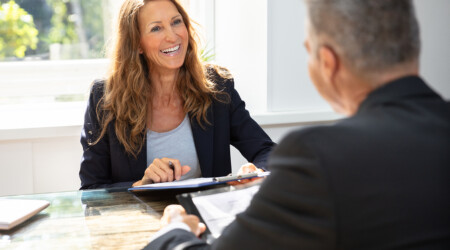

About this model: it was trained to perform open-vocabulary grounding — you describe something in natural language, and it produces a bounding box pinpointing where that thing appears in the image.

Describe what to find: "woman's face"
[138,0,189,73]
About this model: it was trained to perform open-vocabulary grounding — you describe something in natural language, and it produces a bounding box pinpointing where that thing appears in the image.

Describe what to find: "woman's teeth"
[161,45,180,54]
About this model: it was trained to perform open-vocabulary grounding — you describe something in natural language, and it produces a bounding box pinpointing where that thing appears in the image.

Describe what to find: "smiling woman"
[79,0,275,190]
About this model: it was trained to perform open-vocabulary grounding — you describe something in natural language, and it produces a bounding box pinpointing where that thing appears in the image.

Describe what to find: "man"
[146,0,450,249]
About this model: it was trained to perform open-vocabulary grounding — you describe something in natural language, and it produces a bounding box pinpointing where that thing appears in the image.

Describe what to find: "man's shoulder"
[274,116,370,157]
[283,118,359,142]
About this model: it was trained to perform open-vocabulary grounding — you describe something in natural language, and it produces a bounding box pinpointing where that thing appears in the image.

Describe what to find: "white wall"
[414,0,450,99]
[212,0,450,113]
[0,136,81,196]
[267,0,330,112]
[266,0,450,113]
[214,0,268,114]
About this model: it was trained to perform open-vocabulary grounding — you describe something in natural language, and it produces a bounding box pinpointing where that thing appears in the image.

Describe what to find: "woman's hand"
[238,163,263,175]
[132,158,191,186]
[161,205,206,237]
[228,163,264,185]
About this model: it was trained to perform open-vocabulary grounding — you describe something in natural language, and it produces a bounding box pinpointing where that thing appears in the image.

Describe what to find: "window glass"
[0,0,105,61]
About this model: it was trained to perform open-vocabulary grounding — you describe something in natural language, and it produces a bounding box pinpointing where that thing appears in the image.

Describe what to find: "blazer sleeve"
[79,81,134,189]
[144,229,210,250]
[212,69,275,170]
[146,130,336,249]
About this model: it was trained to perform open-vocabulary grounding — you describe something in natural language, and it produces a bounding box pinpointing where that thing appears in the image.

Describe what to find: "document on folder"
[128,171,270,191]
[177,183,262,239]
[192,185,260,238]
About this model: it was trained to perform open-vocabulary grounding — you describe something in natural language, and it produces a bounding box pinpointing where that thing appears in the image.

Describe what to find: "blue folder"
[128,171,270,191]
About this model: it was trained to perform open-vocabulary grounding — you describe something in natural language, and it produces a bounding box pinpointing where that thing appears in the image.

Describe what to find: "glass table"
[0,188,182,249]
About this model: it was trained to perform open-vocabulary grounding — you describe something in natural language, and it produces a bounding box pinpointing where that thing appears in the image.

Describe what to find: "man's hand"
[161,205,206,237]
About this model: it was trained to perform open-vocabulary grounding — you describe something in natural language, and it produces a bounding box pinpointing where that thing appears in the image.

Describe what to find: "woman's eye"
[151,26,161,32]
[172,19,182,25]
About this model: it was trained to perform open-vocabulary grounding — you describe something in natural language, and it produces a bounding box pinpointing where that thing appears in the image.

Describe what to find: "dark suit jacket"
[79,68,275,189]
[147,76,450,249]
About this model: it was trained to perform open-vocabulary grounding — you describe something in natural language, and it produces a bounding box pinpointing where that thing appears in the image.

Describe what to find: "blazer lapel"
[128,133,148,180]
[190,109,214,177]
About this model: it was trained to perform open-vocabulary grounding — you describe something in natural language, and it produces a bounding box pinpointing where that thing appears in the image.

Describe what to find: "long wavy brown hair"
[95,0,224,158]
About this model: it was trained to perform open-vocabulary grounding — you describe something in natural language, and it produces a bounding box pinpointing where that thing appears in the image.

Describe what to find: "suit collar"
[357,76,438,114]
[127,135,148,179]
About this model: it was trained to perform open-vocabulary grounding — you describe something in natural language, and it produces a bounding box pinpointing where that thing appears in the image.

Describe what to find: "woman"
[79,0,275,189]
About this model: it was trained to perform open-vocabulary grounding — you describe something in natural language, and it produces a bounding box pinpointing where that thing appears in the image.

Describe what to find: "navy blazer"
[147,76,450,249]
[79,68,275,189]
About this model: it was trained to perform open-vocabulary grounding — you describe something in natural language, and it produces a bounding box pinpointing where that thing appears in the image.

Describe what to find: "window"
[0,0,111,107]
[0,0,106,61]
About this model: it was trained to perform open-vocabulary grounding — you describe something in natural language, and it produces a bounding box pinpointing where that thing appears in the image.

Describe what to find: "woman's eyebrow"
[171,14,182,20]
[147,14,181,28]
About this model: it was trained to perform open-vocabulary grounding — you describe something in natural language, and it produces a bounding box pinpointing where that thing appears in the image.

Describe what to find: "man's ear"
[318,45,339,84]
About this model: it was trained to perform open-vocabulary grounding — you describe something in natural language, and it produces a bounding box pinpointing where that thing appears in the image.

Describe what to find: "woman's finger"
[237,163,258,175]
[163,158,181,180]
[147,162,168,183]
[154,159,174,182]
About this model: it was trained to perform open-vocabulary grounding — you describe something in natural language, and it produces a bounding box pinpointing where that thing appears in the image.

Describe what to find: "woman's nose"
[165,28,177,42]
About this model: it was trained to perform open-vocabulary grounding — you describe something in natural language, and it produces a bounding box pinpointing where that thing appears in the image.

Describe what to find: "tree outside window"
[0,0,38,59]
[0,0,105,61]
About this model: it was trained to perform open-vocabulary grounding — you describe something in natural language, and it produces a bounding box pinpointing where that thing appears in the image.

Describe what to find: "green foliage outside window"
[0,0,104,61]
[46,0,77,44]
[200,47,215,62]
[0,0,38,59]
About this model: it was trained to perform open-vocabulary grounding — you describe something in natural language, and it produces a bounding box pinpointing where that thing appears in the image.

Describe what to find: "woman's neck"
[147,68,185,131]
[150,68,180,104]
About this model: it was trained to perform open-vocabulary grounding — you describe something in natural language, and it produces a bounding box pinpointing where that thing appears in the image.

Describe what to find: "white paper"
[192,185,260,238]
[0,199,50,230]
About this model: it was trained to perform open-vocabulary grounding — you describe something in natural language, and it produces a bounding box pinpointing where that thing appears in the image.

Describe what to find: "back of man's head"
[305,0,420,77]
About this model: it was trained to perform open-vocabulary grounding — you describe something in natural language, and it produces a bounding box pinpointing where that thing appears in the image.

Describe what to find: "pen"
[213,172,258,182]
[168,161,180,182]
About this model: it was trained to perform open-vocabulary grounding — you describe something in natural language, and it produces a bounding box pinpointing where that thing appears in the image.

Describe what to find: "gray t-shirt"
[146,115,201,180]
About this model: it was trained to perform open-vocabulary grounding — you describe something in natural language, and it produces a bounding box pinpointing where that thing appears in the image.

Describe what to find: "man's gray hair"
[305,0,420,73]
